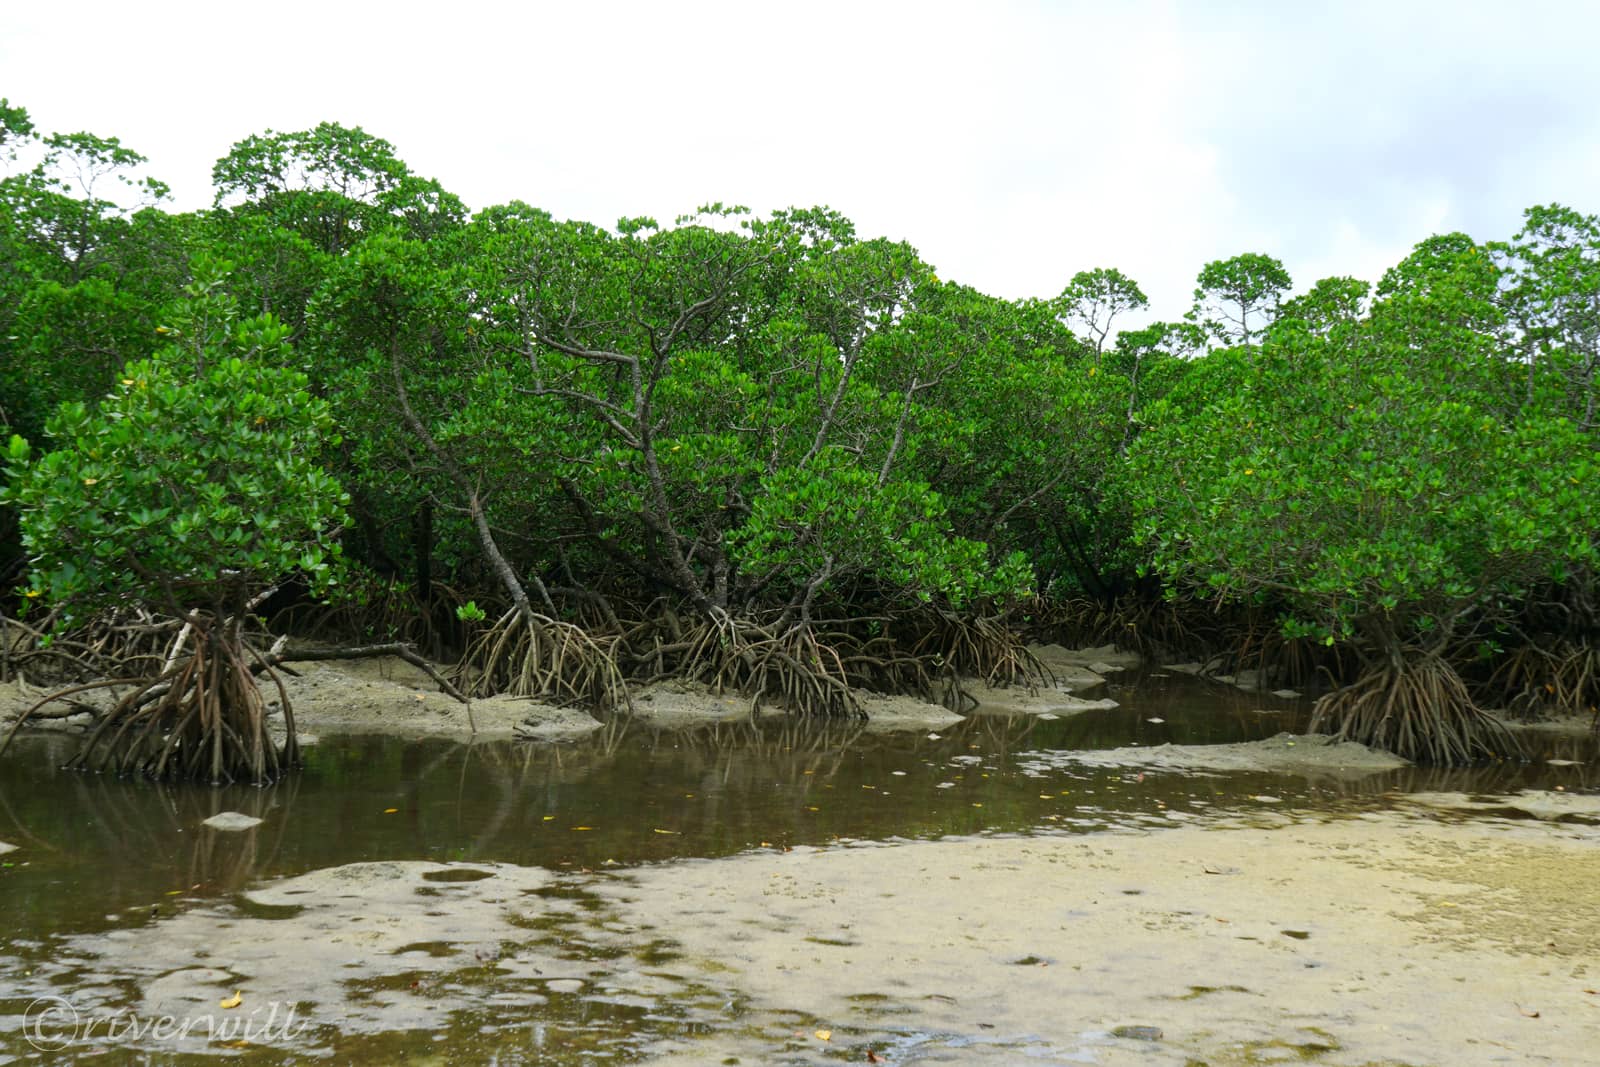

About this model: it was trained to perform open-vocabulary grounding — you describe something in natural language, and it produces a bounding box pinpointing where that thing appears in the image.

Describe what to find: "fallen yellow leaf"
[814,1029,832,1041]
[571,826,593,831]
[652,828,678,835]
[542,815,556,821]
[383,808,399,814]
[219,991,243,1009]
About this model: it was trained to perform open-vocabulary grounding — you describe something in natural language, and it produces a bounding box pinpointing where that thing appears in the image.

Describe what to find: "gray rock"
[0,841,16,856]
[515,707,604,741]
[201,812,264,832]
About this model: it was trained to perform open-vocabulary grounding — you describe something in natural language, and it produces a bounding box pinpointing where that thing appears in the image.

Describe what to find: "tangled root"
[455,608,626,710]
[1483,640,1600,722]
[1044,594,1221,661]
[1310,652,1522,765]
[1,608,187,686]
[673,611,861,719]
[61,619,297,784]
[902,611,1045,710]
[1221,616,1359,691]
[910,612,1045,692]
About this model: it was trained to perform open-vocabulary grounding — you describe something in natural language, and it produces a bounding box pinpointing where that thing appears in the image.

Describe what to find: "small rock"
[0,841,17,856]
[1272,689,1302,699]
[1111,1024,1163,1041]
[201,812,263,832]
[1146,717,1165,724]
[1546,759,1581,767]
[1087,661,1120,675]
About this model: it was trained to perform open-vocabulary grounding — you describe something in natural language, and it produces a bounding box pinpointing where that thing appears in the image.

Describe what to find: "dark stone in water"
[1112,1025,1163,1041]
[421,867,497,883]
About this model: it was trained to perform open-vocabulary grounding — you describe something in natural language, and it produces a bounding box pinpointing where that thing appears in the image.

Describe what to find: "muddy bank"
[2,640,1138,742]
[593,810,1600,1064]
[1017,731,1411,781]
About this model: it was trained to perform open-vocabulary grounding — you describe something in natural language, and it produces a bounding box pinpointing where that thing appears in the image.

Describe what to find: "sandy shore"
[593,811,1600,1065]
[23,805,1597,1065]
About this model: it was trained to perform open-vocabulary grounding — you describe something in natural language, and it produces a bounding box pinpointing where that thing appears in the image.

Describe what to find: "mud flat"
[592,810,1600,1065]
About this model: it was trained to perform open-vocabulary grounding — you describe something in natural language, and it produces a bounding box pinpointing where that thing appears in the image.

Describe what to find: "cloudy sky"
[5,0,1597,323]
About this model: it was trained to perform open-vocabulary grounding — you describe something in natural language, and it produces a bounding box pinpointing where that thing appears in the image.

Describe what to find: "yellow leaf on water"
[383,808,399,814]
[814,1029,832,1041]
[219,991,243,1009]
[652,828,679,835]
[571,826,593,831]
[542,815,555,821]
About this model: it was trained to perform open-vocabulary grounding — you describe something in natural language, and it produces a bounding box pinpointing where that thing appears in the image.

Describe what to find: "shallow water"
[0,674,1594,1063]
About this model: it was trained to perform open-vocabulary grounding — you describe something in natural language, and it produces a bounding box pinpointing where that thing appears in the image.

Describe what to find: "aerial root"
[455,608,627,710]
[1310,651,1522,765]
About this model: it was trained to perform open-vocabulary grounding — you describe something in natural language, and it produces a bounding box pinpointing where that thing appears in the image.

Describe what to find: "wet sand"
[592,811,1600,1065]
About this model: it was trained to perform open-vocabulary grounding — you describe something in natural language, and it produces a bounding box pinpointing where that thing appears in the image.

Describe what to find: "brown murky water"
[1,674,1594,1064]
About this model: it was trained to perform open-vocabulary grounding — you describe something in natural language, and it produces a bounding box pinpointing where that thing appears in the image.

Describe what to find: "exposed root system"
[455,608,626,710]
[1310,652,1522,765]
[1483,640,1600,722]
[670,611,862,719]
[63,619,298,784]
[910,611,1046,691]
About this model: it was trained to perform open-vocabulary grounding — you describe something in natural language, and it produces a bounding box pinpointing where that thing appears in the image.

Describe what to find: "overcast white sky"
[5,0,1598,323]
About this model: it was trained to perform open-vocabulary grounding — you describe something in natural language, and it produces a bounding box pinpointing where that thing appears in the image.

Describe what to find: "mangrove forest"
[1,102,1596,780]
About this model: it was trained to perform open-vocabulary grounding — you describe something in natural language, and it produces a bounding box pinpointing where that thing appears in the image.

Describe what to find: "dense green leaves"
[1127,235,1598,651]
[3,260,347,620]
[2,95,1596,744]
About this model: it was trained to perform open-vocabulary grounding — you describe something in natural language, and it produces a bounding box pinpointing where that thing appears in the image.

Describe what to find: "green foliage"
[2,260,348,620]
[212,122,465,255]
[1128,237,1599,651]
[1189,252,1292,346]
[1056,267,1148,356]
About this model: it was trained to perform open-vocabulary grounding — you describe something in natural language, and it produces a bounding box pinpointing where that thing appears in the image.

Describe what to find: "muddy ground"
[3,642,1598,1064]
[19,807,1597,1066]
[0,642,1133,742]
